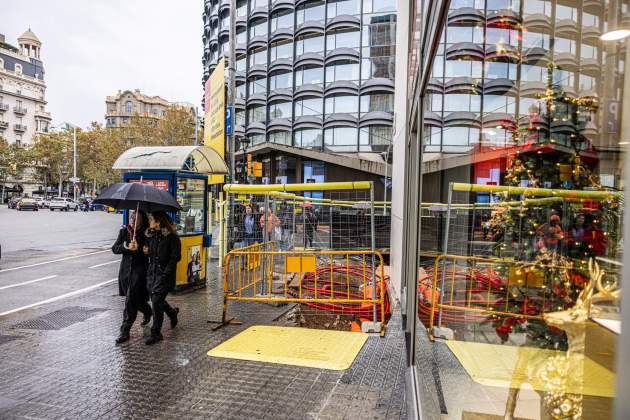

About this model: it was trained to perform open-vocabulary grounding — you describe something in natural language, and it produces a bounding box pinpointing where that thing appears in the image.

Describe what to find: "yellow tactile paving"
[446,340,615,398]
[207,325,368,370]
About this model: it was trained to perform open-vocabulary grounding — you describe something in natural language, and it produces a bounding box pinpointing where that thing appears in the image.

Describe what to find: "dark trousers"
[150,292,176,337]
[120,291,151,334]
[305,230,314,247]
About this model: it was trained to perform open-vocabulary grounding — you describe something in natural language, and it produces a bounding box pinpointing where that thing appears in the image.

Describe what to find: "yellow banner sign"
[204,58,225,184]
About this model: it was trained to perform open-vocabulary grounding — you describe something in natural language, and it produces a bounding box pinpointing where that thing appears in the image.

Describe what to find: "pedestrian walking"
[304,204,318,248]
[143,211,181,345]
[243,205,261,246]
[113,210,152,344]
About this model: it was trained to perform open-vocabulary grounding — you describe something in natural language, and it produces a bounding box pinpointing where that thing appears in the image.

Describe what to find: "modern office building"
[105,89,195,128]
[0,29,51,147]
[392,0,628,418]
[201,0,396,196]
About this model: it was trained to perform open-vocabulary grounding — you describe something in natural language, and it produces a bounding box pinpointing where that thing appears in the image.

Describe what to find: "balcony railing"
[13,123,27,132]
[0,103,8,112]
[0,121,8,129]
[13,106,27,115]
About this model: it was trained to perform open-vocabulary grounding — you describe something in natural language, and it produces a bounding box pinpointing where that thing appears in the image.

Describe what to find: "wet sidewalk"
[0,282,406,419]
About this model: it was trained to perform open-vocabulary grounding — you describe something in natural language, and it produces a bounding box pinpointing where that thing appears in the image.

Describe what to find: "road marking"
[89,260,120,269]
[0,275,58,290]
[0,250,110,273]
[0,278,117,317]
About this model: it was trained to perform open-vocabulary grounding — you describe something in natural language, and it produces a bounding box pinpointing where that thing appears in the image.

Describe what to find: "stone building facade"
[105,89,194,128]
[0,29,52,147]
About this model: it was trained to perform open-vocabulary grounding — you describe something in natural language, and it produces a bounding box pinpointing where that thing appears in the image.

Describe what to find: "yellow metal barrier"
[221,248,387,335]
[426,254,573,340]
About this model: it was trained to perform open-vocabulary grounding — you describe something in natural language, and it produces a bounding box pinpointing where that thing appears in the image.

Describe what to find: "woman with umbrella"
[113,210,152,344]
[94,182,183,346]
[143,211,181,345]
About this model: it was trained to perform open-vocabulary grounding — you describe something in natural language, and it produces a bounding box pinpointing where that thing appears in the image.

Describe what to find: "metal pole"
[383,143,391,215]
[329,204,333,249]
[228,0,236,181]
[370,183,377,323]
[194,106,199,146]
[262,194,269,295]
[437,182,454,327]
[72,126,77,202]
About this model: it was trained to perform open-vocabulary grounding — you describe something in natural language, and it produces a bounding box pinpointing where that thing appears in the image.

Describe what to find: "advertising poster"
[187,245,201,283]
[128,178,169,191]
[204,58,226,184]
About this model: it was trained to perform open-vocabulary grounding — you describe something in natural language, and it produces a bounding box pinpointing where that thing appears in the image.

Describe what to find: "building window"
[236,55,246,72]
[296,0,325,25]
[324,127,358,151]
[248,47,268,67]
[296,33,324,55]
[271,10,294,31]
[359,125,393,152]
[485,62,518,80]
[294,129,323,149]
[361,55,395,80]
[235,110,245,126]
[236,83,246,99]
[247,105,266,124]
[325,95,359,115]
[360,93,394,114]
[326,29,361,52]
[125,101,133,113]
[523,0,552,16]
[363,0,396,13]
[248,134,265,145]
[269,131,291,145]
[294,97,323,117]
[236,28,247,45]
[327,0,361,18]
[270,40,293,61]
[249,19,268,39]
[269,71,293,90]
[236,0,247,17]
[295,65,324,86]
[248,77,267,95]
[269,101,292,119]
[325,62,360,84]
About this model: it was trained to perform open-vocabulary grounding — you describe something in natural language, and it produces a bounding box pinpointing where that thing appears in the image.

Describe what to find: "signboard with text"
[204,58,226,184]
[128,178,170,192]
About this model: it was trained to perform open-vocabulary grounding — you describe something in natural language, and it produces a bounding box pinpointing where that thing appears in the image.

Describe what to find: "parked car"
[17,197,38,211]
[49,197,79,211]
[35,197,50,208]
[7,196,21,209]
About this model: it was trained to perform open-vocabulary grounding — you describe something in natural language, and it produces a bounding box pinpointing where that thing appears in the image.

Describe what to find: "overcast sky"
[3,0,203,129]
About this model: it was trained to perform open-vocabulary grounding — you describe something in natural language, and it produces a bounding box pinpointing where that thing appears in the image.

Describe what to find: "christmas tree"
[485,64,621,349]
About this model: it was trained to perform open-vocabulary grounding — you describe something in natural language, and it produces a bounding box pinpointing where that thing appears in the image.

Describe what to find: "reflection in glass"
[175,178,205,235]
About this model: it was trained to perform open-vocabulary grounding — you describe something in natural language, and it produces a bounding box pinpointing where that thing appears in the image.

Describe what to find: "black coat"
[145,228,181,294]
[112,227,149,298]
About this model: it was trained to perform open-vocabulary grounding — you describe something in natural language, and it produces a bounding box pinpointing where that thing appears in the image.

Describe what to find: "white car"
[49,197,79,211]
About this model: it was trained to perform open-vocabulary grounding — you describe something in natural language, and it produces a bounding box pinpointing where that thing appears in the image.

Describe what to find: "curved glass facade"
[202,0,396,152]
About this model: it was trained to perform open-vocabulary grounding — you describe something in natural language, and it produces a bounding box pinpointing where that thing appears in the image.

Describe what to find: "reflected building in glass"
[201,0,396,191]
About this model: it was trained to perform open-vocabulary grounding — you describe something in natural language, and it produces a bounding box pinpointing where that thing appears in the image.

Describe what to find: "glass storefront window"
[406,0,627,417]
[175,178,205,235]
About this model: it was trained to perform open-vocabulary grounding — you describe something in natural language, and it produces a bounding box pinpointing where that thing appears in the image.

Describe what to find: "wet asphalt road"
[0,205,123,315]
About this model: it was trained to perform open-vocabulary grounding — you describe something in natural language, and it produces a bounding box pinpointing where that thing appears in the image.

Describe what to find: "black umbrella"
[93,182,182,213]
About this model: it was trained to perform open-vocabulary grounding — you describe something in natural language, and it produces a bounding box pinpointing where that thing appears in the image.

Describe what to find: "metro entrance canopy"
[113,146,228,174]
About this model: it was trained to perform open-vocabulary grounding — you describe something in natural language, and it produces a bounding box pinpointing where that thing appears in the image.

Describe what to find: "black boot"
[115,333,130,344]
[169,307,179,329]
[141,312,152,326]
[145,334,163,345]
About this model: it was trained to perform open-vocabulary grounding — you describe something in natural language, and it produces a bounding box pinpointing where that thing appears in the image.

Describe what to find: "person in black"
[113,210,152,344]
[304,205,318,248]
[143,211,181,345]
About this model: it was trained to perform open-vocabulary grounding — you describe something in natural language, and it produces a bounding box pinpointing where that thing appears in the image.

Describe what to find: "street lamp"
[51,122,79,201]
